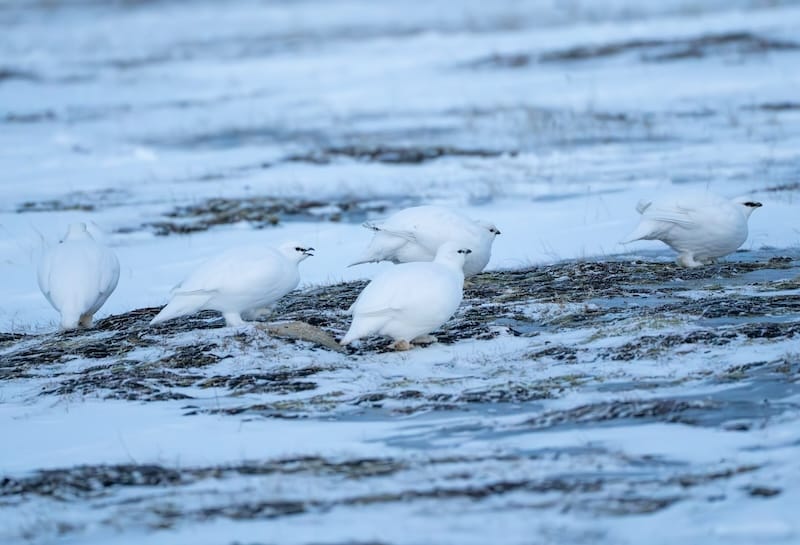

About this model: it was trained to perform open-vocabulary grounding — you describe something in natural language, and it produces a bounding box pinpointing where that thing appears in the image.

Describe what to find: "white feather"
[349,205,500,276]
[622,191,762,267]
[341,242,468,346]
[37,223,120,329]
[150,241,313,327]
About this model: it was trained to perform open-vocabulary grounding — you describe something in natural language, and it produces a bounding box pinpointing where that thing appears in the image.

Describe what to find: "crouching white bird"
[150,241,313,327]
[341,242,470,350]
[349,205,500,276]
[622,192,762,267]
[38,222,120,330]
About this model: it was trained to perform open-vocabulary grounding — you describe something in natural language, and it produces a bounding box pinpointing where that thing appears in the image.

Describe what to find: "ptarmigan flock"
[36,195,762,349]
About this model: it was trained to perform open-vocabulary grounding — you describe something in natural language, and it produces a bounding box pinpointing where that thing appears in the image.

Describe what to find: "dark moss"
[140,197,418,236]
[469,32,798,69]
[287,145,506,165]
[2,253,798,402]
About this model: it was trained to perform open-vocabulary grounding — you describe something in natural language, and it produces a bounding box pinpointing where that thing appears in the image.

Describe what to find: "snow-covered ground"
[1,1,799,544]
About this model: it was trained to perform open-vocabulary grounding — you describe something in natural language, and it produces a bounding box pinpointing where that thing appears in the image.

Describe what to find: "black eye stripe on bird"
[458,248,472,254]
[744,201,762,207]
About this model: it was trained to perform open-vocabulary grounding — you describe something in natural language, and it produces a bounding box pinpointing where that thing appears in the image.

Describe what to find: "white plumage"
[38,223,120,330]
[622,192,762,267]
[349,205,500,276]
[150,241,313,327]
[341,242,470,349]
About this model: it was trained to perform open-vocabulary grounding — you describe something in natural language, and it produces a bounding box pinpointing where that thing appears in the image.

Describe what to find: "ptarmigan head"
[62,222,93,242]
[279,241,315,263]
[477,221,501,238]
[434,242,472,270]
[733,197,763,219]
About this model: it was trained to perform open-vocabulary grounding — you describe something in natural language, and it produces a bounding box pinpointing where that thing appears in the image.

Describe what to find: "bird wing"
[99,250,120,295]
[175,247,286,295]
[383,206,459,229]
[623,196,704,243]
[363,221,418,243]
[38,242,101,312]
[150,292,215,325]
[352,206,484,266]
[391,206,482,251]
[641,202,701,228]
[83,248,120,316]
[37,250,56,306]
[350,265,439,317]
[641,192,733,227]
[349,229,413,266]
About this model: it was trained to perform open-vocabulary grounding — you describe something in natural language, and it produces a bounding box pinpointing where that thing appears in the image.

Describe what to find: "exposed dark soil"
[137,196,418,236]
[0,452,761,524]
[469,31,799,69]
[286,145,507,165]
[2,253,798,408]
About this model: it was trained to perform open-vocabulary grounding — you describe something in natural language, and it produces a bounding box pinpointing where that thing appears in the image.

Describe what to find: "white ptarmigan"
[150,241,314,327]
[349,205,500,276]
[37,222,120,330]
[341,242,470,350]
[622,192,762,267]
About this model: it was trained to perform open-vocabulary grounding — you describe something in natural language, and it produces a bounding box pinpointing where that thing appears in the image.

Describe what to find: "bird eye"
[295,246,303,251]
[743,201,762,208]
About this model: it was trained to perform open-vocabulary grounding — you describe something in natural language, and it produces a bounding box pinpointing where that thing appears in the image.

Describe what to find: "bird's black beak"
[745,201,763,208]
[303,247,315,256]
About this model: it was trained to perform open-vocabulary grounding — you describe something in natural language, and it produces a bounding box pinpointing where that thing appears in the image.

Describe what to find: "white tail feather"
[150,294,211,325]
[635,199,653,215]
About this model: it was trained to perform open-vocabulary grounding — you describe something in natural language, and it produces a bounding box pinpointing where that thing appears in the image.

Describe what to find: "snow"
[0,400,401,472]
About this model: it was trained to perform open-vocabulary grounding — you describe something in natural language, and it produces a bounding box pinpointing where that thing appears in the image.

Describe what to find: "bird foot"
[389,340,412,351]
[411,334,437,345]
[241,306,275,321]
[676,254,704,268]
[222,312,247,327]
[234,323,264,336]
[78,314,93,328]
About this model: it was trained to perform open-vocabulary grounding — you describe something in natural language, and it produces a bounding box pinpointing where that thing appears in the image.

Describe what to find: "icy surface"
[1,1,800,544]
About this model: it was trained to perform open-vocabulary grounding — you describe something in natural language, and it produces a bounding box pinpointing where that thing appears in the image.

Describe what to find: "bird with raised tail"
[38,223,120,330]
[341,242,470,350]
[622,192,762,267]
[150,241,313,327]
[349,205,500,276]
